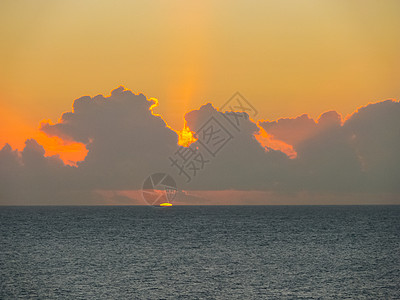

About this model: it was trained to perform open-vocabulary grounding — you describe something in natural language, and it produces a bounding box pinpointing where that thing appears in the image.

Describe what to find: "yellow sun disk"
[160,203,173,207]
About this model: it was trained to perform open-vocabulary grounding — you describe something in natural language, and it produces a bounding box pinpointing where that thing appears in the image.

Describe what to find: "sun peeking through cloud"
[177,122,197,147]
[149,97,197,147]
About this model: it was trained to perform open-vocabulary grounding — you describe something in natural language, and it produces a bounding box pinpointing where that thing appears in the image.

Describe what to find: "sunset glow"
[1,0,399,206]
[2,2,400,299]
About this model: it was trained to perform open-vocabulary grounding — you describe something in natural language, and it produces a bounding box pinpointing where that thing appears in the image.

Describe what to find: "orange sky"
[1,0,400,163]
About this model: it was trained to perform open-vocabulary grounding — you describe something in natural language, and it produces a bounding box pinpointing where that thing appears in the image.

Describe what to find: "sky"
[1,0,400,205]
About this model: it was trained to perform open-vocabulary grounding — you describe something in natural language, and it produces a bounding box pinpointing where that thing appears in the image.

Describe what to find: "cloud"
[41,86,179,190]
[258,100,400,193]
[178,103,292,190]
[1,87,399,205]
[258,111,342,149]
[343,100,400,192]
[0,139,80,205]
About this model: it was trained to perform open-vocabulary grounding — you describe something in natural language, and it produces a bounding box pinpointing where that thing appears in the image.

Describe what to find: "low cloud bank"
[1,87,399,205]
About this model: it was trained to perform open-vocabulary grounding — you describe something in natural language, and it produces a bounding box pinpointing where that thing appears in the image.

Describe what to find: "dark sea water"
[0,206,399,299]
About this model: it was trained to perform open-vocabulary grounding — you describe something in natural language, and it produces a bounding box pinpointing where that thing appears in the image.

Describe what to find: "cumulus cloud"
[259,100,400,193]
[0,139,80,205]
[41,86,179,190]
[344,100,400,192]
[179,103,291,190]
[258,111,342,149]
[1,87,399,205]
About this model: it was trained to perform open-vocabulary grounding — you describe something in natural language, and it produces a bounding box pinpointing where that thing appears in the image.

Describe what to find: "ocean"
[1,206,399,299]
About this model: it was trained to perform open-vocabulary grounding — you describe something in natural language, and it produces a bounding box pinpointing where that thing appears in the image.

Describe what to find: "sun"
[160,203,173,207]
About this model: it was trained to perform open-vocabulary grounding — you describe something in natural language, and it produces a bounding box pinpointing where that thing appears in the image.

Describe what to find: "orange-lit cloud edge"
[6,88,398,167]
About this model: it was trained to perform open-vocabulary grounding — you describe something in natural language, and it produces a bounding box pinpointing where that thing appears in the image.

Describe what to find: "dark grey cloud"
[343,100,400,192]
[259,100,400,193]
[179,103,291,190]
[0,139,81,205]
[41,86,178,190]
